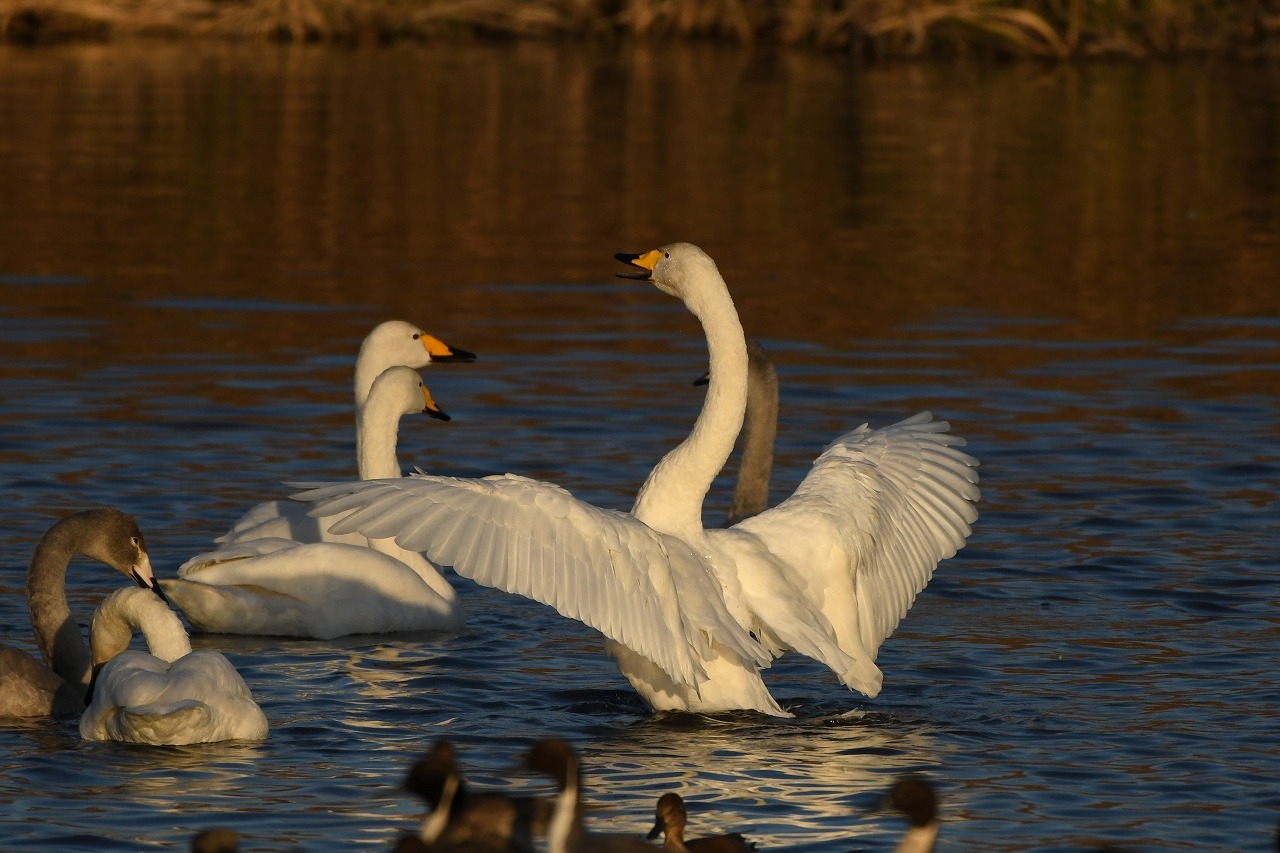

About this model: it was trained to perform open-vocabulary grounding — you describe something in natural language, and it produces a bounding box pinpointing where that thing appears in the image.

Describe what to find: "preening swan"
[524,739,654,853]
[217,320,475,547]
[1,507,159,717]
[648,793,757,852]
[162,368,463,639]
[296,243,979,715]
[80,587,268,744]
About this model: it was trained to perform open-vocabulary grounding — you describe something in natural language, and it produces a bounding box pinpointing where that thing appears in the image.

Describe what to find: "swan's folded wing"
[734,412,979,691]
[294,474,770,687]
[179,537,304,575]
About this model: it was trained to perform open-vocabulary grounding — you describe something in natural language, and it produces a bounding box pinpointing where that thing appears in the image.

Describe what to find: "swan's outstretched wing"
[294,474,770,687]
[729,412,979,696]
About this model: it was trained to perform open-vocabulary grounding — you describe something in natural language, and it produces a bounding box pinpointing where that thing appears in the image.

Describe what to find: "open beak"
[615,249,662,281]
[421,333,477,363]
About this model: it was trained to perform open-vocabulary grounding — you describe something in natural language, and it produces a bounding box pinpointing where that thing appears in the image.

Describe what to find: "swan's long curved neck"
[356,391,404,480]
[632,283,748,538]
[91,590,192,666]
[27,518,94,696]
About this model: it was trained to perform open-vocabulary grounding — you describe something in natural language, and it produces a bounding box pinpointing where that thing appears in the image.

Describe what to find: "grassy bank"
[2,0,1279,58]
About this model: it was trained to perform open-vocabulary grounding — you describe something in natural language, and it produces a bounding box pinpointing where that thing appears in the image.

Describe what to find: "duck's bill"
[615,249,660,280]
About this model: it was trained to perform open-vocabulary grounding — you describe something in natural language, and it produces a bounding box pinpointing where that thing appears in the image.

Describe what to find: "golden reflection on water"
[1,42,1277,369]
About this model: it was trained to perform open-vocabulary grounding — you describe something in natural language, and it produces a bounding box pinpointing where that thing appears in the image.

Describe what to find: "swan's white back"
[165,364,463,638]
[80,588,268,745]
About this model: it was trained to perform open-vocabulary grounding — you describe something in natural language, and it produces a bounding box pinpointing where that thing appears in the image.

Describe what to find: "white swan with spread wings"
[297,244,979,714]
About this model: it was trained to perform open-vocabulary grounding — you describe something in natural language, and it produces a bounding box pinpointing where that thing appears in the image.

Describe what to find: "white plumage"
[163,365,463,638]
[80,588,268,745]
[297,244,979,715]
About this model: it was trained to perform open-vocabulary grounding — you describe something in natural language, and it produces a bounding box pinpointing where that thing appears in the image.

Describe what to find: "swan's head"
[615,242,722,303]
[369,365,451,422]
[71,507,165,602]
[362,320,477,370]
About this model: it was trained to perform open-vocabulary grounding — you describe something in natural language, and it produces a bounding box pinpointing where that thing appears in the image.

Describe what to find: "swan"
[216,319,475,547]
[696,339,777,526]
[524,739,654,853]
[1,507,161,717]
[295,242,980,715]
[80,586,268,744]
[402,740,550,852]
[162,367,463,638]
[648,793,756,852]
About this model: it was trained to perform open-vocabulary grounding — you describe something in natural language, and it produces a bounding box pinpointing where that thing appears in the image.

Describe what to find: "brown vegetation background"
[2,0,1280,58]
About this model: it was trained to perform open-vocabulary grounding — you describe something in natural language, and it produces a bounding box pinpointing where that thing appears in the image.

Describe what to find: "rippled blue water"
[2,42,1279,853]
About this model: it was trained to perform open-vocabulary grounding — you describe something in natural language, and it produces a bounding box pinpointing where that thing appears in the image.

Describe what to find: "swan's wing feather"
[735,412,979,693]
[179,537,303,575]
[296,475,768,685]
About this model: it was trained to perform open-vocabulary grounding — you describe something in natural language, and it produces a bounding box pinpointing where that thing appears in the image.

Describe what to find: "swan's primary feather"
[301,474,771,688]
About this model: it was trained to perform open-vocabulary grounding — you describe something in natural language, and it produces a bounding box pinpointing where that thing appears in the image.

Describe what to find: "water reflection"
[1,38,1279,853]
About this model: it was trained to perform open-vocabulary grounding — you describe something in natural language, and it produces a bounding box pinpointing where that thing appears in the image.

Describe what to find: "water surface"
[0,42,1278,851]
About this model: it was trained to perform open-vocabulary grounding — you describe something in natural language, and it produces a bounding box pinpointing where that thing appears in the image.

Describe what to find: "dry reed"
[1,0,1278,57]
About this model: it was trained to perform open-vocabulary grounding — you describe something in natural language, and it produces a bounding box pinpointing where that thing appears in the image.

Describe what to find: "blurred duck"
[695,339,777,527]
[1,507,160,717]
[524,739,653,853]
[163,369,464,639]
[402,741,550,853]
[192,828,240,853]
[80,587,268,745]
[648,793,756,852]
[874,777,939,853]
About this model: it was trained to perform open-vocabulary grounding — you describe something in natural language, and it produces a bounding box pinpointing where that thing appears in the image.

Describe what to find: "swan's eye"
[664,252,670,259]
[412,333,421,340]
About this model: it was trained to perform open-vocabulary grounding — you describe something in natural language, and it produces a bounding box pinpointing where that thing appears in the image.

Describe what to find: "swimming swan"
[1,507,160,717]
[296,243,979,715]
[216,320,475,547]
[162,368,463,638]
[80,586,268,744]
